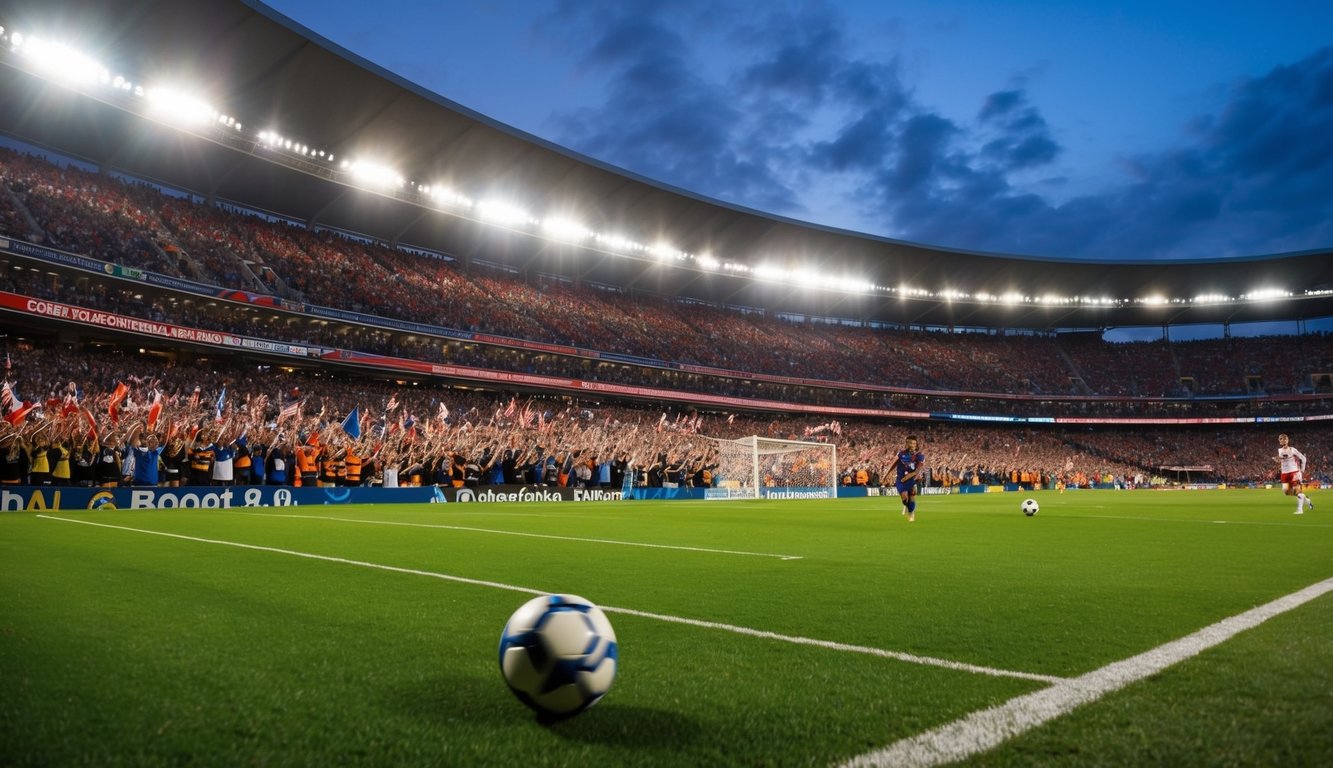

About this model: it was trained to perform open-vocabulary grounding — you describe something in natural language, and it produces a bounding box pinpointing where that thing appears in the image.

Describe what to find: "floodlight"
[542,217,591,241]
[18,38,109,87]
[345,160,404,188]
[144,86,217,126]
[697,254,720,270]
[476,200,530,226]
[650,242,680,261]
[1242,288,1289,301]
[598,234,635,252]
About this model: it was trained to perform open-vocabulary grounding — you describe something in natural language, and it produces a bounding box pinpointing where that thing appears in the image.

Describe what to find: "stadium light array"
[12,36,109,86]
[417,184,472,209]
[341,159,404,189]
[144,86,219,127]
[477,199,535,227]
[541,217,592,242]
[1241,288,1291,301]
[650,242,684,261]
[4,21,1326,309]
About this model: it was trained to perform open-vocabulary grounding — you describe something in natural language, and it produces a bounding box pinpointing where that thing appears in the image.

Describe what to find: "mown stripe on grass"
[839,575,1333,768]
[232,510,805,560]
[35,514,1059,684]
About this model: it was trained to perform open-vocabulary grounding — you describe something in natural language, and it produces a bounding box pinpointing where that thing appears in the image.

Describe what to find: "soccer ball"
[498,594,618,718]
[1021,498,1039,516]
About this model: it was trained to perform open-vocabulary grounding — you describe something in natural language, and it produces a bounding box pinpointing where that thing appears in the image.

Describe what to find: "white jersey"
[1277,446,1307,474]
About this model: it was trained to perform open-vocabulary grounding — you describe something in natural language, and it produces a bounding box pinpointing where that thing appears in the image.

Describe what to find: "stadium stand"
[3,147,1332,409]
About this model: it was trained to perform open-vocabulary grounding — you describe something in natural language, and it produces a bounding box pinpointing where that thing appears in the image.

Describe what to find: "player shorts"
[895,480,917,496]
[1281,471,1303,485]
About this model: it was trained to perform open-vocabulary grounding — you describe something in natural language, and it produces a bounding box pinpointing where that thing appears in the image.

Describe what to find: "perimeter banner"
[0,485,628,511]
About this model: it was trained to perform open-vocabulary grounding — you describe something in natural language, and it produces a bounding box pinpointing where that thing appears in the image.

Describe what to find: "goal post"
[706,435,838,500]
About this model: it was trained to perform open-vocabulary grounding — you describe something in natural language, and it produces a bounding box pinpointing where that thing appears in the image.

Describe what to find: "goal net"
[706,436,838,499]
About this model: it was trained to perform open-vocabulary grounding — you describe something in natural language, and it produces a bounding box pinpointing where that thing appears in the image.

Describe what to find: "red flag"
[504,397,517,418]
[108,382,130,425]
[81,407,98,439]
[4,401,35,426]
[147,393,163,431]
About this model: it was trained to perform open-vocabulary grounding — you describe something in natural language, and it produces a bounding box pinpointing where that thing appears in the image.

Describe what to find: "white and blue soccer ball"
[1021,498,1040,516]
[498,594,618,718]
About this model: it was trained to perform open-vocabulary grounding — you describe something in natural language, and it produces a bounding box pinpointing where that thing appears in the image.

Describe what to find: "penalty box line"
[840,574,1333,768]
[35,514,1061,684]
[230,510,805,561]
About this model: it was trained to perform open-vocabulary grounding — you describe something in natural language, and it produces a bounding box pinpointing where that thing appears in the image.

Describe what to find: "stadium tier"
[1,149,1331,414]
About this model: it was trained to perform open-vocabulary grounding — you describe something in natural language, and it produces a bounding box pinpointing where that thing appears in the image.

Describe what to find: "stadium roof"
[1,0,1332,330]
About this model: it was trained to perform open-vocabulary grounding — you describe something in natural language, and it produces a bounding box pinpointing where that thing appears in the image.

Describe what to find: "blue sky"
[262,0,1333,264]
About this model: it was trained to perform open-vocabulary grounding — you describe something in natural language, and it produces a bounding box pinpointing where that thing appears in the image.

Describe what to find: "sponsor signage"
[0,484,625,511]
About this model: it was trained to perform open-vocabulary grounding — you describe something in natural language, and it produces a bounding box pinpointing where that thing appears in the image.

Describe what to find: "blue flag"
[341,406,361,440]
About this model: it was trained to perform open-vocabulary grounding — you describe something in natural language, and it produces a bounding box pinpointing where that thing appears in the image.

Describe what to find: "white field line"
[1064,513,1333,528]
[35,514,1058,684]
[232,510,804,561]
[840,575,1333,768]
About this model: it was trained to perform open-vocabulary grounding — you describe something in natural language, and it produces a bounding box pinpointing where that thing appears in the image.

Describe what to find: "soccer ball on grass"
[1021,498,1039,516]
[498,594,618,718]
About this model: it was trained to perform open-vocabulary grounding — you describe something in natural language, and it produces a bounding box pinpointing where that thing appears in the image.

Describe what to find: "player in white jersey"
[1276,434,1314,514]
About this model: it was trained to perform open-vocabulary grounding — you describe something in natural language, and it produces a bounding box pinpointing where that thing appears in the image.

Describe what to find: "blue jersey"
[895,450,924,484]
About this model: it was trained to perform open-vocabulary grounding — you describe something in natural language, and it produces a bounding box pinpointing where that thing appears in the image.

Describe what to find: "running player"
[889,435,925,522]
[1276,433,1314,515]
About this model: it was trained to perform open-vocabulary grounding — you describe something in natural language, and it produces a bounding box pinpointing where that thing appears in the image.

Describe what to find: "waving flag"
[214,387,226,423]
[278,397,302,423]
[1,380,20,415]
[108,382,130,425]
[4,399,35,426]
[341,406,362,440]
[146,391,164,430]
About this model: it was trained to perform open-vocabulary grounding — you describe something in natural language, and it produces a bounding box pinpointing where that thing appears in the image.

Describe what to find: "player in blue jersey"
[889,435,925,522]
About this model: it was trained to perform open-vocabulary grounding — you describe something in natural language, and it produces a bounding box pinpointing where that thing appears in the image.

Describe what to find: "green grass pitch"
[1,489,1329,766]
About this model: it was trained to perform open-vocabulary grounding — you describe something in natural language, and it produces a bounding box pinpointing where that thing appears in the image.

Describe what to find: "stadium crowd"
[4,259,1331,421]
[1,343,1327,493]
[3,147,1333,407]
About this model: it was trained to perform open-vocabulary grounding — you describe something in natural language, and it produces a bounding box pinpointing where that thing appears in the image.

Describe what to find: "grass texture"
[1,489,1329,766]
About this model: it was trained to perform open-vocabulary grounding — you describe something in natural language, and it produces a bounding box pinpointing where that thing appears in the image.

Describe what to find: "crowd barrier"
[0,484,627,511]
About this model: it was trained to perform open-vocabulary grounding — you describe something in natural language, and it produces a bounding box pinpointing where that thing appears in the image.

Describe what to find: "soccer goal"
[706,436,838,499]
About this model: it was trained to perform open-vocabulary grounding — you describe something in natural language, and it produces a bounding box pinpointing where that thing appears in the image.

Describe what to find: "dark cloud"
[733,5,845,107]
[976,90,1060,171]
[537,2,1333,261]
[849,47,1333,260]
[546,3,801,213]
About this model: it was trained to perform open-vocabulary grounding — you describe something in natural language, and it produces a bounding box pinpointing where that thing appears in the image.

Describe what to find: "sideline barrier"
[0,485,626,511]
